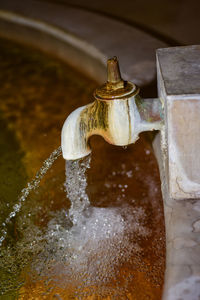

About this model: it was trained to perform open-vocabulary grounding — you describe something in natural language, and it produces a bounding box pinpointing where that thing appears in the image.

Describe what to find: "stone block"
[157,45,200,199]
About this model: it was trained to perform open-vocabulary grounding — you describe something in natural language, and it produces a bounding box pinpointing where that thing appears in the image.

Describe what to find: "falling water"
[0,145,92,251]
[64,155,91,224]
[0,146,62,246]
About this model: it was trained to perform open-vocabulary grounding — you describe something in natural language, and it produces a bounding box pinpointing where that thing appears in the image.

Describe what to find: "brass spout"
[61,57,164,160]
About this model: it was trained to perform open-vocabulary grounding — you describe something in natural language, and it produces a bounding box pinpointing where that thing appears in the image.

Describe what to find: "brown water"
[0,38,165,299]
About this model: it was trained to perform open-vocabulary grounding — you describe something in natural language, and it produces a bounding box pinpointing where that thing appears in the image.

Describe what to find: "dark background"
[41,0,200,46]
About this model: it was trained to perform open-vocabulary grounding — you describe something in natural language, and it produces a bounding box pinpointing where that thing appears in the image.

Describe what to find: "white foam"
[26,202,150,294]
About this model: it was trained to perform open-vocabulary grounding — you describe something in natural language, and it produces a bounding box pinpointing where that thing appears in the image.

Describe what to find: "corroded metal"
[94,57,139,100]
[107,56,123,86]
[61,57,164,160]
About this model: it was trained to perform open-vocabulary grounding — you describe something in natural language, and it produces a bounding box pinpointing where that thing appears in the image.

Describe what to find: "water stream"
[0,149,91,296]
[0,147,62,247]
[65,155,91,224]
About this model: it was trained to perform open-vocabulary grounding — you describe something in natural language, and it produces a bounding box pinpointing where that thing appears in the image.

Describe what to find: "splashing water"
[0,146,62,246]
[33,204,148,298]
[0,149,150,298]
[0,144,164,299]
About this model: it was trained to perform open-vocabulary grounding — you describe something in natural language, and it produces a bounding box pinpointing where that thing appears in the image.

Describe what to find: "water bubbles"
[13,203,21,212]
[30,203,149,296]
[145,149,150,155]
[8,211,16,219]
[0,182,149,296]
[126,170,133,178]
[0,234,6,245]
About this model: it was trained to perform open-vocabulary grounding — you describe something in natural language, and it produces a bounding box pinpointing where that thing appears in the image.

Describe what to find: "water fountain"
[62,49,200,300]
[0,1,200,299]
[0,38,165,299]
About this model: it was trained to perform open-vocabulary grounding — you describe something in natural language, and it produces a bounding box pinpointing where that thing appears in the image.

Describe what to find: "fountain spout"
[61,57,163,160]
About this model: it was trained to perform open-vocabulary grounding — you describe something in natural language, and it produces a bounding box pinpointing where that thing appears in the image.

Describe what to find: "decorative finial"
[94,56,138,99]
[107,56,122,84]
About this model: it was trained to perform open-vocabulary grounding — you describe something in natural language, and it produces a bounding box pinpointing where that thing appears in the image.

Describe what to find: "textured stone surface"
[157,45,200,95]
[154,133,200,300]
[154,45,200,300]
[157,46,200,200]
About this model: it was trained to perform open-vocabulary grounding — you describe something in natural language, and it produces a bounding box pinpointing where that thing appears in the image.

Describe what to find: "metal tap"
[61,57,163,160]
